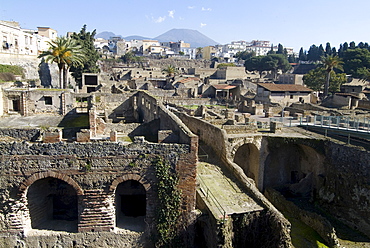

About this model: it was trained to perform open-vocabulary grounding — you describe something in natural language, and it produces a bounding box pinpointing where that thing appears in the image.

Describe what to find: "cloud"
[153,16,166,23]
[201,7,212,11]
[200,23,207,28]
[188,6,195,9]
[168,10,175,18]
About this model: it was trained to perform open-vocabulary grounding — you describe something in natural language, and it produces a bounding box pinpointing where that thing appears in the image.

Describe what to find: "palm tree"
[321,55,343,98]
[162,65,178,77]
[38,36,86,88]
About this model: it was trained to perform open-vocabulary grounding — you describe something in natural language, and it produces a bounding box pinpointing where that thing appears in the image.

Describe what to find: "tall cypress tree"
[70,25,100,88]
[325,42,332,56]
[298,47,307,61]
[307,45,320,62]
[349,41,356,49]
[318,44,325,58]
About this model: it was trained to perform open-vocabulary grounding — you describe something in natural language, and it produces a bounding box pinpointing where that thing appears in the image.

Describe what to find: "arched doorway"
[115,180,146,231]
[263,144,325,195]
[27,177,78,232]
[233,143,260,183]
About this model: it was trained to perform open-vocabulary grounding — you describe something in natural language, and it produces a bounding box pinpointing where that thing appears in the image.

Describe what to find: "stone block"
[235,114,244,123]
[265,112,273,118]
[110,131,117,142]
[225,110,235,119]
[43,129,62,143]
[270,121,283,133]
[158,130,179,143]
[77,129,91,142]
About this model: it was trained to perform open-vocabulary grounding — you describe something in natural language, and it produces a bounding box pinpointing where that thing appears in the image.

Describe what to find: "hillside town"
[0,19,370,248]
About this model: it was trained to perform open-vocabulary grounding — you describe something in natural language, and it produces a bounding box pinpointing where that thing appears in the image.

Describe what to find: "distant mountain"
[154,29,219,48]
[124,35,151,40]
[96,28,219,48]
[95,31,122,40]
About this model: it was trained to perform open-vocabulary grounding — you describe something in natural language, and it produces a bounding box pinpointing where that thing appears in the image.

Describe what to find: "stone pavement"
[197,161,264,220]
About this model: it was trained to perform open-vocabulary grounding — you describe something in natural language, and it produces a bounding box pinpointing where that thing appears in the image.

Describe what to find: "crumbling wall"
[265,188,340,247]
[0,138,196,247]
[319,141,370,238]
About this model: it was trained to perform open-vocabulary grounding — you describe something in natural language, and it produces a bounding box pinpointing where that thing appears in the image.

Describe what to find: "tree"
[244,56,265,77]
[307,45,320,62]
[298,47,307,61]
[267,44,276,55]
[288,54,297,63]
[321,55,344,97]
[245,54,291,79]
[162,65,178,77]
[318,44,325,58]
[303,67,346,94]
[121,51,136,65]
[349,41,356,49]
[277,44,284,55]
[331,47,337,56]
[303,67,327,91]
[70,25,100,88]
[342,48,370,78]
[235,51,255,61]
[325,42,332,56]
[38,36,86,88]
[265,54,292,80]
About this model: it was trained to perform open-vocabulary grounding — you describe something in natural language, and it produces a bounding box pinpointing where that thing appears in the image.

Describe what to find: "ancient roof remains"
[257,83,313,92]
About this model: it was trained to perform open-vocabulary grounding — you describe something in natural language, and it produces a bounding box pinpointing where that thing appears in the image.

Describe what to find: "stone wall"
[0,138,196,246]
[0,128,40,141]
[358,99,370,110]
[175,111,292,247]
[1,54,59,87]
[319,141,370,238]
[265,188,340,247]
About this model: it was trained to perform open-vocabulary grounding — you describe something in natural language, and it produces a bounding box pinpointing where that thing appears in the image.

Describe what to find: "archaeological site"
[0,26,369,247]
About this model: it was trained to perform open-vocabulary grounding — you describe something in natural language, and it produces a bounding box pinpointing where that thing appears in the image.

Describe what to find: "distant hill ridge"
[96,28,219,47]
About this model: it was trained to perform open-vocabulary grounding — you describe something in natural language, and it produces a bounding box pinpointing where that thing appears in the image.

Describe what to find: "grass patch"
[0,64,24,76]
[58,114,89,128]
[284,212,329,248]
[119,135,132,143]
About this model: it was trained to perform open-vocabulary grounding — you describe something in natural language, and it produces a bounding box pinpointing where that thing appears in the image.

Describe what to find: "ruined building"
[0,80,369,247]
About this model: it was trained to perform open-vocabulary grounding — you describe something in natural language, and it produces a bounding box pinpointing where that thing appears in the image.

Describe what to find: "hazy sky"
[2,0,370,52]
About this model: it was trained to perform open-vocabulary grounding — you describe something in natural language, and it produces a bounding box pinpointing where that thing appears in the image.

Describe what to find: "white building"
[0,20,57,57]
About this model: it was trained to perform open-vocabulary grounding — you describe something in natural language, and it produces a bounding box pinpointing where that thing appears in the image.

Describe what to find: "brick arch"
[231,139,261,159]
[109,174,151,194]
[19,171,84,195]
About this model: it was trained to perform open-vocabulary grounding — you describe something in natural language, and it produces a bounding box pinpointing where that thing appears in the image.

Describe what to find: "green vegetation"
[58,114,89,128]
[152,156,182,247]
[299,41,370,82]
[244,54,291,79]
[39,36,86,89]
[285,212,329,248]
[162,65,178,77]
[217,63,236,68]
[83,162,92,172]
[321,55,344,97]
[0,64,24,82]
[70,25,100,87]
[0,64,24,75]
[120,51,143,65]
[303,67,346,94]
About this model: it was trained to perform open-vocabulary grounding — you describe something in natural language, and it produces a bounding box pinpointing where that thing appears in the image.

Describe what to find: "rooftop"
[212,84,237,90]
[258,83,313,92]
